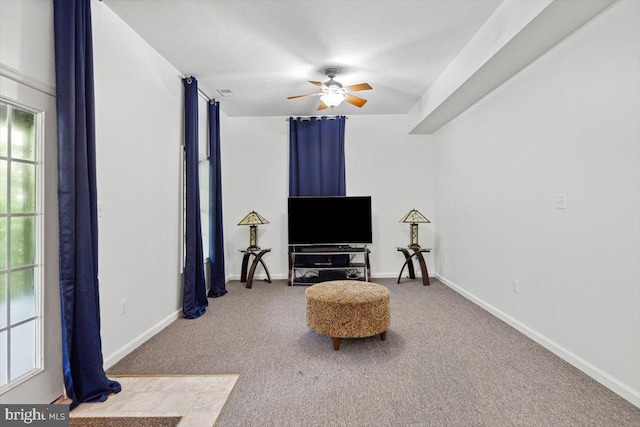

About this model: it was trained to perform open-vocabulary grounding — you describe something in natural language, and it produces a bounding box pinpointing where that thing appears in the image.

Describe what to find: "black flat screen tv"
[288,196,372,245]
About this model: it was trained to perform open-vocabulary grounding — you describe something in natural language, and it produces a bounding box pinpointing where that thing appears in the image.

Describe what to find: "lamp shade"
[400,209,430,224]
[238,211,269,226]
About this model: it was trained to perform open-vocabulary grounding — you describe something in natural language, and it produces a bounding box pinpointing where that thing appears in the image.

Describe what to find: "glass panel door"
[0,102,41,390]
[0,76,61,405]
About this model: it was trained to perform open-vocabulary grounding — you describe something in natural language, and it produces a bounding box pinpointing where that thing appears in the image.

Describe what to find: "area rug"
[67,375,239,427]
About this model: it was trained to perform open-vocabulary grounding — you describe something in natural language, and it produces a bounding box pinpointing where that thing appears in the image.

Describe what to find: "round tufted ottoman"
[305,280,390,350]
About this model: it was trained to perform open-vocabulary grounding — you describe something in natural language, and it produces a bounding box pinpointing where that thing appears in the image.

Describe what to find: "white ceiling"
[101,0,503,117]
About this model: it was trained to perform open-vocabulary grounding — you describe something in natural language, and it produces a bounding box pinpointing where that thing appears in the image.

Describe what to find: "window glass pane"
[10,162,36,213]
[0,104,7,157]
[199,160,209,260]
[0,273,6,329]
[10,320,37,380]
[10,109,36,161]
[0,218,6,271]
[0,330,7,387]
[10,216,36,268]
[0,159,7,213]
[10,269,35,324]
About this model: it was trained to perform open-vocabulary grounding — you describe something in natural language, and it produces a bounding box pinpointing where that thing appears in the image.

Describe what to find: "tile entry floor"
[65,375,239,427]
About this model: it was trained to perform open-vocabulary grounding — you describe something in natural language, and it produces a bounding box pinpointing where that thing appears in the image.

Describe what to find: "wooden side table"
[240,248,272,289]
[396,247,431,286]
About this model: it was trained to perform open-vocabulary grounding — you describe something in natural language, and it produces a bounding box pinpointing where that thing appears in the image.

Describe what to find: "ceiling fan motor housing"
[324,67,341,78]
[324,67,343,88]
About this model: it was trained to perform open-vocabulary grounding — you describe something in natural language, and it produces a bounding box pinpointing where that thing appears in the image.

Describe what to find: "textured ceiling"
[102,0,502,117]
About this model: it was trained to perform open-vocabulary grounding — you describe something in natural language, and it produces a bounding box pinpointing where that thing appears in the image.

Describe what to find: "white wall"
[0,0,55,89]
[221,116,289,279]
[433,0,639,405]
[91,0,184,365]
[1,0,184,374]
[221,114,434,280]
[347,115,435,276]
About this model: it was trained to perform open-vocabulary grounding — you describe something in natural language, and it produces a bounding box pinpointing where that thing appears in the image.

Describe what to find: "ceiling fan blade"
[309,81,324,88]
[317,101,329,110]
[344,82,372,92]
[287,92,321,99]
[345,93,367,108]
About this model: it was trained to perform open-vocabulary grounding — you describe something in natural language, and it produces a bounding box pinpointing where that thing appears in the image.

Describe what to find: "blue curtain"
[289,116,346,197]
[53,0,120,409]
[182,77,208,318]
[207,100,227,298]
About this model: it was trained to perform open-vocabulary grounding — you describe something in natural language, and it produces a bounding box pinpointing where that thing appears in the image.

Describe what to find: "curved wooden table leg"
[396,248,416,283]
[240,252,251,282]
[288,252,294,286]
[364,250,371,282]
[258,258,271,283]
[414,251,430,286]
[397,259,407,284]
[246,249,270,289]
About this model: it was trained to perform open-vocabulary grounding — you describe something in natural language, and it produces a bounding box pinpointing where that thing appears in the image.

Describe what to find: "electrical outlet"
[555,193,567,209]
[443,253,448,263]
[512,279,519,293]
[452,256,457,267]
[120,298,127,315]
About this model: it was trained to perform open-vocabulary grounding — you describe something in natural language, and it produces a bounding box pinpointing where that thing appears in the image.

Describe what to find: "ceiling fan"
[287,68,372,110]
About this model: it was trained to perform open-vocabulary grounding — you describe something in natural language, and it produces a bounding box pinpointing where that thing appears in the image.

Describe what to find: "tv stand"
[288,246,371,286]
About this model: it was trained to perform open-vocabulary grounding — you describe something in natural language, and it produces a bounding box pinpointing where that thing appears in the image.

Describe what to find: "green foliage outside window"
[0,103,38,298]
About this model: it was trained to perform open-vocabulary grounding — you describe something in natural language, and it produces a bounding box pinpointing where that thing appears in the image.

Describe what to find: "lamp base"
[408,223,422,251]
[248,225,259,251]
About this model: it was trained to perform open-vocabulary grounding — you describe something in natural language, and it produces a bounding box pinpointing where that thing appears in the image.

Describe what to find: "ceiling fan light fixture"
[320,89,345,108]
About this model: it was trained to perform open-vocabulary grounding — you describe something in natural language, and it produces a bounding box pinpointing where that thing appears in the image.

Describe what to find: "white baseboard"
[225,273,435,281]
[103,308,182,370]
[227,274,288,281]
[371,273,398,279]
[372,272,436,280]
[435,274,640,409]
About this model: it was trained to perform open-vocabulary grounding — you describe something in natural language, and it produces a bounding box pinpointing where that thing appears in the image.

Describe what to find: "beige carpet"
[108,279,640,426]
[67,375,238,427]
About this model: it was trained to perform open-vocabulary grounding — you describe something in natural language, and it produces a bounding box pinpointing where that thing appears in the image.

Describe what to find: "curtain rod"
[179,74,215,102]
[286,116,348,121]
